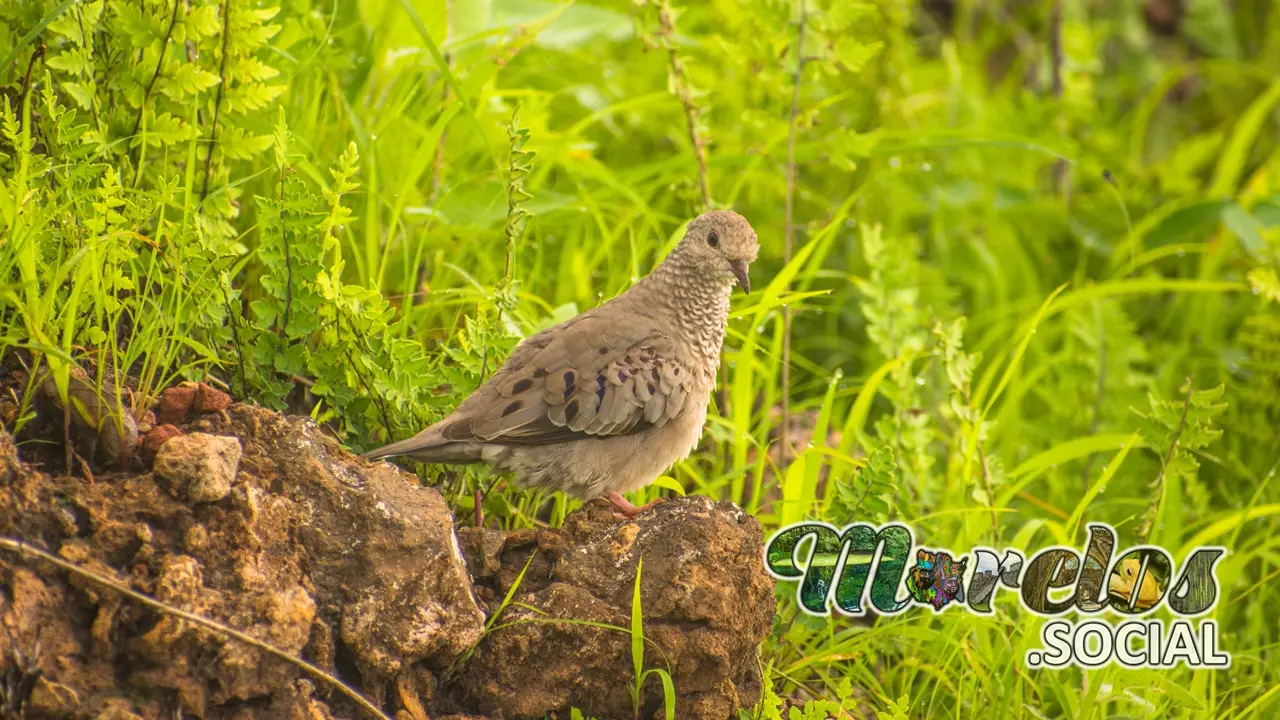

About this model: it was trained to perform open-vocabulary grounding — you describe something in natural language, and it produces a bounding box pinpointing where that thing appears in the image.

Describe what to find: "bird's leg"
[605,491,666,518]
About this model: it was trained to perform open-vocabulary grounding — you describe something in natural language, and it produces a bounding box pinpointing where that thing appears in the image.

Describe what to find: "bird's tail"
[362,435,432,461]
[361,426,483,464]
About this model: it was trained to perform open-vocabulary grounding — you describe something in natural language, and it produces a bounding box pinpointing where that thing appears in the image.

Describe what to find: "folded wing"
[438,314,695,445]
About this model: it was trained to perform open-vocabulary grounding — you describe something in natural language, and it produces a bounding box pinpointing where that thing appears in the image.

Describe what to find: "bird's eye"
[707,230,720,248]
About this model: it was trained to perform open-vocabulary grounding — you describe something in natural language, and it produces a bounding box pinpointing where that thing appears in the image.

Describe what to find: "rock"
[156,383,235,426]
[154,432,242,503]
[457,526,506,583]
[141,423,183,464]
[447,496,775,720]
[265,680,340,719]
[193,383,233,413]
[37,366,139,468]
[155,385,197,425]
[189,406,486,679]
[0,404,485,717]
[1,403,773,720]
[288,454,484,677]
[0,397,18,426]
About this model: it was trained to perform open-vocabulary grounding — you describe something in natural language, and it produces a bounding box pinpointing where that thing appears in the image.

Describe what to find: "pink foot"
[605,491,666,519]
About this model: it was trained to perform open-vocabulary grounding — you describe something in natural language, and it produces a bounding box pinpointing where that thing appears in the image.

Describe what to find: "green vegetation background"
[2,0,1278,717]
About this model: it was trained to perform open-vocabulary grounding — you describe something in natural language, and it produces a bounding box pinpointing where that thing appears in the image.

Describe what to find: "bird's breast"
[674,295,730,367]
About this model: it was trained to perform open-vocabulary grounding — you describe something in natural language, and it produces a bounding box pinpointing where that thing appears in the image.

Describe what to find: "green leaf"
[184,5,221,38]
[1,0,80,84]
[46,48,91,76]
[650,475,685,496]
[1210,79,1280,196]
[135,111,197,147]
[223,82,286,113]
[60,81,94,109]
[1248,267,1280,304]
[630,557,644,685]
[1222,204,1267,259]
[834,38,884,73]
[219,125,274,161]
[162,63,221,98]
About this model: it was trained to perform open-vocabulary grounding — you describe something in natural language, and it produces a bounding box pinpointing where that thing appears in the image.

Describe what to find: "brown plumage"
[364,210,759,516]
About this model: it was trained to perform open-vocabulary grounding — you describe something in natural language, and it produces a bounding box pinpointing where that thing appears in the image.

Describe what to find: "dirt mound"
[450,498,775,719]
[0,402,774,719]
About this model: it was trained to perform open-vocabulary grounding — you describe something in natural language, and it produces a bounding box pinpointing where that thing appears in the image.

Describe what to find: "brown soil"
[0,378,775,720]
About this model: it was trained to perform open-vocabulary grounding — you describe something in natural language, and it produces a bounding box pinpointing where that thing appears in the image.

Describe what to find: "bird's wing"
[437,312,698,445]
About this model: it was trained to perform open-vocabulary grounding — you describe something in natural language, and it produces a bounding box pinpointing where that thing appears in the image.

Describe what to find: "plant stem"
[1140,379,1194,544]
[201,0,231,200]
[1082,299,1107,485]
[781,0,807,472]
[429,0,451,207]
[1050,0,1069,195]
[130,0,182,182]
[652,0,710,209]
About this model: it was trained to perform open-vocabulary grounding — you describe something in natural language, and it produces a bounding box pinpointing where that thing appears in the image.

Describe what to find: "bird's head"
[679,210,759,293]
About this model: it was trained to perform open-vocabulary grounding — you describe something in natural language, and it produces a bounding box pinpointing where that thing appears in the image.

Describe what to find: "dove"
[363,210,759,516]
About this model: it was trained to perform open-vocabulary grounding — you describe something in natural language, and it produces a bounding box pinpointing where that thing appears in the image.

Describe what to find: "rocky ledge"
[0,403,775,719]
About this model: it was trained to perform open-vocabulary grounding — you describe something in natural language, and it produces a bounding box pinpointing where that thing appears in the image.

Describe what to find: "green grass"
[2,0,1280,717]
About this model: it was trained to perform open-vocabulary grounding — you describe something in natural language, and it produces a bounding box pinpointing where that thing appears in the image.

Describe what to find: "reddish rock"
[155,385,197,425]
[194,383,232,413]
[141,424,183,464]
[155,383,234,426]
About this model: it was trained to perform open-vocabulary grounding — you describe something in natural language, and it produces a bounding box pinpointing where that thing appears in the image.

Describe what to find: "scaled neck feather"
[625,243,732,377]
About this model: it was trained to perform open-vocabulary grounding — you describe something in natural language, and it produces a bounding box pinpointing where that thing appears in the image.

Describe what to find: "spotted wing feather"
[453,314,696,444]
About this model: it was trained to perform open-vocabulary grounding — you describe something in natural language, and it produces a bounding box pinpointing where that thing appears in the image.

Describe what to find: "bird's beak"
[730,260,750,293]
